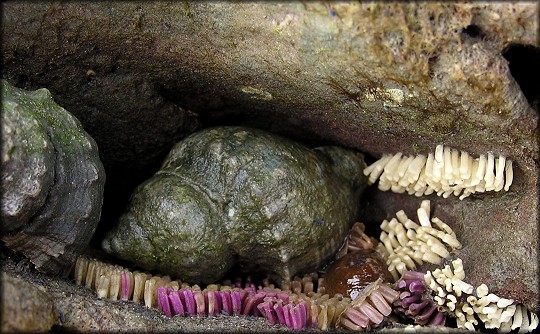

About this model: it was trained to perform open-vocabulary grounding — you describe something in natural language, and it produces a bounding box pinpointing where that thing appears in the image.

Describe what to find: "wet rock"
[1,3,536,174]
[1,2,537,310]
[103,127,367,284]
[1,272,55,332]
[1,80,105,276]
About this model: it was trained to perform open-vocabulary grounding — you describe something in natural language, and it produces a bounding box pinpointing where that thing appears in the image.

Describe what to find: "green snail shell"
[102,126,367,284]
[1,80,105,275]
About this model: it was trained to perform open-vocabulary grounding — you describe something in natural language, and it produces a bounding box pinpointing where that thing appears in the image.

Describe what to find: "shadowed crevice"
[502,43,540,112]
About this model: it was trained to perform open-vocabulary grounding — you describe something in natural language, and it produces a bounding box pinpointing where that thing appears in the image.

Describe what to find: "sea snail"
[0,80,105,276]
[102,126,368,284]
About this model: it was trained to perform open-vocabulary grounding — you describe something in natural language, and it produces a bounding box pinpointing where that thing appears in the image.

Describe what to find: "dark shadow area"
[461,24,483,39]
[502,43,540,112]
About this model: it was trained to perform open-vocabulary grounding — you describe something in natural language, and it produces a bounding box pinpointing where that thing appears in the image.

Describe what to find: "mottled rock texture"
[1,1,538,312]
[1,80,105,276]
[1,271,55,332]
[103,127,367,284]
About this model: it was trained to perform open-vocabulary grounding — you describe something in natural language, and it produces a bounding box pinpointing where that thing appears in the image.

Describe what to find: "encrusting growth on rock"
[72,256,399,331]
[338,279,399,331]
[71,218,538,333]
[394,270,447,326]
[71,183,538,333]
[424,258,538,333]
[363,144,513,199]
[376,200,462,280]
[334,222,379,260]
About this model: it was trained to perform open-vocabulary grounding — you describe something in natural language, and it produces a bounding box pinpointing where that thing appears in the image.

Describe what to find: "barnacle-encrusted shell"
[0,80,105,275]
[102,126,367,284]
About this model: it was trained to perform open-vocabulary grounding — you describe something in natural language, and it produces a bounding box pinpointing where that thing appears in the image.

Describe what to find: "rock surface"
[1,1,538,312]
[1,271,55,332]
[1,80,105,276]
[103,127,367,284]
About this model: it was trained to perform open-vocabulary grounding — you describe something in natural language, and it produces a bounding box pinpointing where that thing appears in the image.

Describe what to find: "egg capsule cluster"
[376,200,462,280]
[335,222,379,260]
[424,258,538,333]
[72,256,398,331]
[338,279,399,331]
[363,144,513,199]
[393,270,447,326]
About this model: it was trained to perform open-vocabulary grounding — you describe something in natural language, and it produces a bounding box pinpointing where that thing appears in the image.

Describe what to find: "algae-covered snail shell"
[102,126,368,284]
[0,80,105,275]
